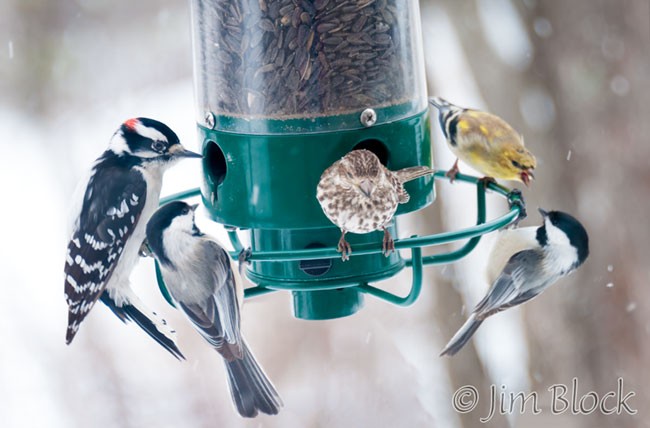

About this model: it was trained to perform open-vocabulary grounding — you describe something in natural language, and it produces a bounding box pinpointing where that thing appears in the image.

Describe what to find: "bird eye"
[181,207,190,215]
[151,141,166,153]
[511,160,522,169]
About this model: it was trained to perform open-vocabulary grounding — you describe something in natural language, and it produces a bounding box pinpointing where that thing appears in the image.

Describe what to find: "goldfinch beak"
[520,169,535,186]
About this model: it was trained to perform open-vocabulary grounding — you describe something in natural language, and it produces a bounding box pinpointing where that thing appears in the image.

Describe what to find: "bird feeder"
[156,0,526,320]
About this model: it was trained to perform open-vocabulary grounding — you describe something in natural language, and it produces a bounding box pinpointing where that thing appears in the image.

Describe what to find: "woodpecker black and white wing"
[64,164,147,344]
[473,249,546,318]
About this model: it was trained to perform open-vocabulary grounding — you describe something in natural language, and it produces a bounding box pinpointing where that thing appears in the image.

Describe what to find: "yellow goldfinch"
[429,97,536,185]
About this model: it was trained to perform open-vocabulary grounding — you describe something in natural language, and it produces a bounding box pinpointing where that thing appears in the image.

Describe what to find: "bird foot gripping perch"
[382,228,395,256]
[478,176,498,188]
[507,189,527,224]
[337,233,352,262]
[237,247,252,276]
[445,159,460,183]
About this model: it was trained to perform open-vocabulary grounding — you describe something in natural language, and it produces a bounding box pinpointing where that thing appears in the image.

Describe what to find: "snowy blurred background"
[0,1,648,427]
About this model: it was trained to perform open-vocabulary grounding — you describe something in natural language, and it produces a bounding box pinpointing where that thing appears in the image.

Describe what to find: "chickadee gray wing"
[441,249,546,356]
[474,249,545,318]
[175,240,243,360]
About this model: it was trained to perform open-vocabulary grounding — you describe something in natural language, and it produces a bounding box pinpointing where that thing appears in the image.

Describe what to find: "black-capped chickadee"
[441,209,589,356]
[64,118,201,359]
[146,201,283,417]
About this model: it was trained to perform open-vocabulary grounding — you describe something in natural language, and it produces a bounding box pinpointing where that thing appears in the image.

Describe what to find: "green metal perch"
[154,170,525,314]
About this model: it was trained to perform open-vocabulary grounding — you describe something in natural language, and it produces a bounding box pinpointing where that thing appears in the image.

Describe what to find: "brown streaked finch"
[317,149,433,261]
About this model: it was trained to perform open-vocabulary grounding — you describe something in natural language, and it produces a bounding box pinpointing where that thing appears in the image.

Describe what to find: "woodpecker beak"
[358,179,373,198]
[538,208,549,218]
[520,169,535,187]
[169,144,202,158]
[190,203,200,211]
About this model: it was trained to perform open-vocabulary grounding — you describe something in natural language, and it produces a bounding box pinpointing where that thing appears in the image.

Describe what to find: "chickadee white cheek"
[545,221,573,248]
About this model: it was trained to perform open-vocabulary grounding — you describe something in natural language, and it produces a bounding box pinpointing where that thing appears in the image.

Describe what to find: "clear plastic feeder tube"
[191,0,427,133]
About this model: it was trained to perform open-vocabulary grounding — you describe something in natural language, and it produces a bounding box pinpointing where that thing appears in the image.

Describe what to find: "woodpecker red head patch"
[124,118,140,131]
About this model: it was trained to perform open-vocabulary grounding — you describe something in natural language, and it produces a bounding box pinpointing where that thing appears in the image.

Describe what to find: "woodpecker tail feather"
[224,340,283,417]
[65,312,84,345]
[440,314,483,357]
[100,292,185,360]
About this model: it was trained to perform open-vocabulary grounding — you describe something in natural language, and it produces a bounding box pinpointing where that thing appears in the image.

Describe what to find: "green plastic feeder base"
[292,289,364,320]
[200,108,434,229]
[197,107,433,320]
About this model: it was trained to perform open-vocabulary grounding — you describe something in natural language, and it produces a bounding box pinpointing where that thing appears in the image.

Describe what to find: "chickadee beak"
[169,144,202,158]
[190,203,200,211]
[358,179,373,198]
[538,208,549,218]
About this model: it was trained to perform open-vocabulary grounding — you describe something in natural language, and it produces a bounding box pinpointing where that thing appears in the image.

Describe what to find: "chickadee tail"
[99,292,185,360]
[440,314,484,357]
[394,166,435,183]
[224,340,283,418]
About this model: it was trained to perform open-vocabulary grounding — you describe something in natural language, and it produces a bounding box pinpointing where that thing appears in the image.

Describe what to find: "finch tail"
[224,340,283,418]
[99,292,185,360]
[440,314,484,357]
[394,166,434,183]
